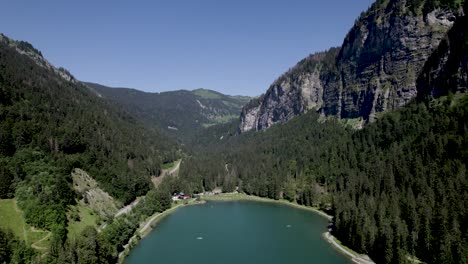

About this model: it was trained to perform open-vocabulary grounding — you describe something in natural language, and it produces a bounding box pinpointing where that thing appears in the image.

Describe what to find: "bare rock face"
[71,169,119,219]
[336,4,456,121]
[239,0,464,132]
[239,49,338,132]
[417,5,468,97]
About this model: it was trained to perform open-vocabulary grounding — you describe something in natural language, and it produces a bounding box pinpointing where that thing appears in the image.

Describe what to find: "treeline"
[179,94,468,264]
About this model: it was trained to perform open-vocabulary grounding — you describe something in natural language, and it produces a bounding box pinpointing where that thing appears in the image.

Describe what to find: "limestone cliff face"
[239,0,464,132]
[417,4,468,97]
[337,2,457,120]
[239,49,339,132]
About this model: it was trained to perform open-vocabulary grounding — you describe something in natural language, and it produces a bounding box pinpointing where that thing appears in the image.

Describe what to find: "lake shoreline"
[120,193,374,264]
[201,193,333,219]
[200,193,374,264]
[118,199,203,263]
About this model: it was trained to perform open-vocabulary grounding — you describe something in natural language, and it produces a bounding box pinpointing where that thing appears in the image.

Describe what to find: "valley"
[0,0,467,264]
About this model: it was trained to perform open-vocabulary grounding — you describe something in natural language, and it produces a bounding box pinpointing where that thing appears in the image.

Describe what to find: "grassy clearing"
[0,199,26,239]
[67,203,100,238]
[161,161,176,170]
[192,89,222,99]
[0,199,50,251]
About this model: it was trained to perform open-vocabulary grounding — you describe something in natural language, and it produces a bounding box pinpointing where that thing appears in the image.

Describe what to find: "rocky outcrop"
[239,95,264,132]
[239,0,465,132]
[239,49,339,132]
[417,3,468,97]
[71,169,119,219]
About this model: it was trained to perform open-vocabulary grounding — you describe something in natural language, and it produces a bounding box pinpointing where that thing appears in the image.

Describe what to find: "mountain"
[86,83,251,142]
[182,93,468,264]
[239,0,465,132]
[0,33,184,262]
[0,34,180,203]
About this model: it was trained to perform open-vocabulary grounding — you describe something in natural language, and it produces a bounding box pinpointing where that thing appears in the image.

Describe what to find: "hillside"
[180,93,468,264]
[0,33,180,262]
[0,1,466,263]
[86,82,251,142]
[239,0,465,132]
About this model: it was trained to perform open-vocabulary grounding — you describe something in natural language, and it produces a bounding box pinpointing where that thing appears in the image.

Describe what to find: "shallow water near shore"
[125,200,350,264]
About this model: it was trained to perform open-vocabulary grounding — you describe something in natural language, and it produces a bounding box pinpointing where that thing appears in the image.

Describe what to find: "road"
[115,197,141,218]
[101,160,182,234]
[98,197,142,232]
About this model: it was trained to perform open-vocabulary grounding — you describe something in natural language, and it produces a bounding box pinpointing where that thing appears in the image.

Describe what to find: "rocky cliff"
[417,2,468,97]
[239,0,465,132]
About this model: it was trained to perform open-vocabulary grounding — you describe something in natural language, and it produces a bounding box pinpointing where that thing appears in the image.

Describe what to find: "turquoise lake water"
[125,200,350,264]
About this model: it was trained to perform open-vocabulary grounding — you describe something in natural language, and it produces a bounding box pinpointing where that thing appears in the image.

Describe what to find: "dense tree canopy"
[179,94,468,264]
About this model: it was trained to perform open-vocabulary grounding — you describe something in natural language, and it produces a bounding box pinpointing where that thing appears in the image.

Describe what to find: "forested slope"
[0,34,179,263]
[179,94,468,263]
[87,82,250,143]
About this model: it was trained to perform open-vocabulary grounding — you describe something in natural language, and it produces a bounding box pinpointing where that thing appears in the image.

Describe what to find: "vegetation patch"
[67,202,100,238]
[193,88,223,99]
[0,199,50,251]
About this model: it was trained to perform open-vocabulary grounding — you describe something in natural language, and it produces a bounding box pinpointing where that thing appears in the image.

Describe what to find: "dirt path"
[167,160,181,175]
[324,232,375,264]
[152,159,181,187]
[31,232,51,251]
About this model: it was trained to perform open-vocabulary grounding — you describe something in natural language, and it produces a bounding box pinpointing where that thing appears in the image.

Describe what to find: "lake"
[125,200,350,264]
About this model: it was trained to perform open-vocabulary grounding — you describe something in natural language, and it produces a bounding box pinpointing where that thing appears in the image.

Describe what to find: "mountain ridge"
[239,0,465,133]
[86,82,251,143]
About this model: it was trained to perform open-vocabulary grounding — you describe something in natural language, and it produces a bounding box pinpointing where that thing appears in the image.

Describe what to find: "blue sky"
[2,0,374,96]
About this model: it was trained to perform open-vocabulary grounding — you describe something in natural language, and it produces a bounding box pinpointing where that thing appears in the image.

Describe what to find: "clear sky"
[1,0,374,96]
